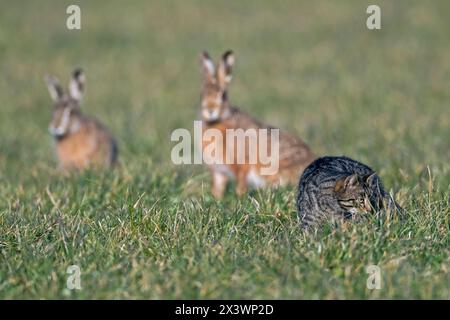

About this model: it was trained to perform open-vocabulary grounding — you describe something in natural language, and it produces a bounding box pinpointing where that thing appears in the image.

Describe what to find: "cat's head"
[334,173,381,214]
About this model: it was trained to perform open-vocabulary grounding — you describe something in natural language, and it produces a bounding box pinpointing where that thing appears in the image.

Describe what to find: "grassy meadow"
[0,0,449,299]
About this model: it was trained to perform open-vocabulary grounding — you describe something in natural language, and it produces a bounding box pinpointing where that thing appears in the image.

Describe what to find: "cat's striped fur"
[297,156,399,229]
[45,69,118,171]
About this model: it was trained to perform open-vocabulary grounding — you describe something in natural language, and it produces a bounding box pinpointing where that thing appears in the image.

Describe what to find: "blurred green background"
[0,0,448,299]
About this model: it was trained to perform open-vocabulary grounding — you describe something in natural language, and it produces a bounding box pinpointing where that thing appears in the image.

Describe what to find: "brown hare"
[199,50,316,198]
[44,69,118,171]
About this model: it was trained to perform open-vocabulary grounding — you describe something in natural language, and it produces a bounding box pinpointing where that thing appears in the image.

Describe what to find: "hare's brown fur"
[200,51,315,198]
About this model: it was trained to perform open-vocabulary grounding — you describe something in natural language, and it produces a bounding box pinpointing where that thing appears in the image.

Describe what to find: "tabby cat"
[297,156,399,228]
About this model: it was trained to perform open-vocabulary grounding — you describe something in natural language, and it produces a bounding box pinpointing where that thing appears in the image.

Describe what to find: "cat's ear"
[69,68,85,102]
[217,50,234,89]
[364,172,383,199]
[334,174,359,193]
[200,51,215,84]
[363,172,377,185]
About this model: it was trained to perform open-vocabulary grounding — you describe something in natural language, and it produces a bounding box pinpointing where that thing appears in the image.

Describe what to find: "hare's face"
[49,100,81,139]
[200,50,234,123]
[201,83,227,122]
[45,69,85,139]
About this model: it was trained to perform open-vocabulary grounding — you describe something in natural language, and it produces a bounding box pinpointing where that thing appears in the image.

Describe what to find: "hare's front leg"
[212,171,228,199]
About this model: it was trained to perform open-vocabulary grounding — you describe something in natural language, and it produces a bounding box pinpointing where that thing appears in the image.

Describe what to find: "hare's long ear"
[69,68,85,102]
[200,51,215,84]
[44,75,64,102]
[364,172,383,196]
[217,50,234,89]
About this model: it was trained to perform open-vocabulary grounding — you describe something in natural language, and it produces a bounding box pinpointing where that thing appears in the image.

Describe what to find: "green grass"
[0,0,449,299]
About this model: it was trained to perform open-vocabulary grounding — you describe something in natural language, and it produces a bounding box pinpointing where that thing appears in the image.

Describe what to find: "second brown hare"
[199,50,316,198]
[45,69,118,171]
